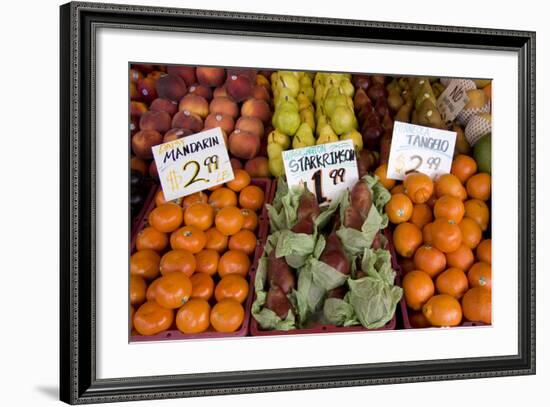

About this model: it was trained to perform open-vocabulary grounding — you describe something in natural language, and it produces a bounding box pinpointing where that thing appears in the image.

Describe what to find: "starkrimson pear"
[293,123,316,149]
[330,106,356,134]
[340,130,363,151]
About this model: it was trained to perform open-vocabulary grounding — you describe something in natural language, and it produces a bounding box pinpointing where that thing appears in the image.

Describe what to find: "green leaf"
[275,229,317,269]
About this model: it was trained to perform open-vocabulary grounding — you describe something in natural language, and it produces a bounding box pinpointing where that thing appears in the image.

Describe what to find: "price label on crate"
[436,79,470,123]
[386,121,457,180]
[152,127,234,201]
[282,139,359,204]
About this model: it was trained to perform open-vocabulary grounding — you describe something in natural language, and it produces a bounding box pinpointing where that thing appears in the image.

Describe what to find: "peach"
[155,74,187,101]
[132,129,162,159]
[137,77,158,104]
[235,116,264,139]
[150,98,178,116]
[241,98,271,125]
[225,74,253,102]
[131,64,155,74]
[209,97,239,119]
[213,86,231,99]
[228,130,260,160]
[244,156,269,178]
[130,117,139,136]
[178,94,209,119]
[204,113,234,135]
[130,101,148,118]
[171,110,204,133]
[130,82,138,100]
[163,128,193,143]
[187,83,213,101]
[251,85,270,102]
[139,110,172,133]
[230,158,243,170]
[196,67,226,87]
[147,70,165,81]
[166,65,196,86]
[227,68,257,82]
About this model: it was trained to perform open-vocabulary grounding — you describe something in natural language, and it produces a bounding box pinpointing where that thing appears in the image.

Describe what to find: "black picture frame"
[60,1,536,404]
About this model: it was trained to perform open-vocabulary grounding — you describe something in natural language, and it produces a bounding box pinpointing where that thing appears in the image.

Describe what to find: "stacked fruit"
[378,154,491,327]
[267,71,317,177]
[313,73,362,149]
[130,170,265,336]
[129,64,273,187]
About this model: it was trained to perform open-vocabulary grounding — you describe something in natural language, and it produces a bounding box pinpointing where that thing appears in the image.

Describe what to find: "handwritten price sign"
[282,140,359,204]
[386,121,457,180]
[152,127,234,201]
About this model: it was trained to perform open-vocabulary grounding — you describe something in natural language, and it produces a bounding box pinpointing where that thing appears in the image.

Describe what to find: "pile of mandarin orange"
[130,169,265,336]
[375,154,492,328]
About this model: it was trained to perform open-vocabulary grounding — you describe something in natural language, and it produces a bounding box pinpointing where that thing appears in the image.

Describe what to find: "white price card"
[387,121,457,180]
[436,79,470,123]
[282,139,359,204]
[152,127,234,201]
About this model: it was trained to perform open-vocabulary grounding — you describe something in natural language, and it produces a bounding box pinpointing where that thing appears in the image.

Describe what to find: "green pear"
[314,73,326,88]
[277,72,300,97]
[339,79,355,98]
[297,93,311,111]
[270,72,279,87]
[268,156,285,177]
[330,106,356,134]
[267,129,291,150]
[317,124,339,145]
[414,81,436,110]
[300,75,313,88]
[272,107,301,136]
[324,93,348,117]
[340,130,363,151]
[267,141,284,158]
[276,92,299,109]
[300,86,314,102]
[316,115,328,136]
[300,108,316,131]
[293,123,316,149]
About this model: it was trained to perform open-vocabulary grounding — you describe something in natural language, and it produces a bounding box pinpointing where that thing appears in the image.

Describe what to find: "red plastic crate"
[130,183,157,237]
[250,180,403,336]
[130,178,271,342]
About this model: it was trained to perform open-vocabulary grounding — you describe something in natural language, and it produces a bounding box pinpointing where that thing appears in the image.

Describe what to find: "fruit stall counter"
[129,64,492,340]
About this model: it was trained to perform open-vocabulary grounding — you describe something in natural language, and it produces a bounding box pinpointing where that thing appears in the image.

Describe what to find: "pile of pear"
[267,71,317,177]
[313,73,363,150]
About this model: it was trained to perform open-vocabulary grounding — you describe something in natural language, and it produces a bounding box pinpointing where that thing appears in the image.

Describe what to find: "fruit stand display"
[129,65,492,340]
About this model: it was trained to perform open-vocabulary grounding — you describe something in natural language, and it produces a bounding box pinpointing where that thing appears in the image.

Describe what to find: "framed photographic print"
[60,1,535,404]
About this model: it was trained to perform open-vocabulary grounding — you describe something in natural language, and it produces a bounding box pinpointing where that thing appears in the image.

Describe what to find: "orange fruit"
[393,222,423,258]
[402,270,435,311]
[159,249,196,277]
[194,249,220,275]
[204,227,228,252]
[422,222,435,245]
[464,199,490,231]
[215,274,249,303]
[435,268,469,299]
[426,194,437,209]
[154,272,192,309]
[148,203,183,233]
[226,169,251,192]
[175,298,210,334]
[209,187,238,209]
[154,189,168,207]
[218,250,250,278]
[146,277,160,302]
[468,262,492,289]
[239,185,265,211]
[462,287,492,324]
[374,164,395,190]
[133,301,174,336]
[129,305,135,331]
[431,218,462,253]
[170,225,207,253]
[130,250,160,280]
[476,239,492,264]
[413,245,446,278]
[241,209,258,231]
[136,226,168,252]
[410,203,433,229]
[228,229,257,255]
[130,275,147,305]
[183,202,214,231]
[433,195,465,223]
[391,184,406,195]
[446,244,475,271]
[385,193,413,224]
[451,154,477,184]
[466,173,491,201]
[404,172,434,204]
[408,310,431,328]
[210,299,245,332]
[435,174,467,200]
[215,206,244,236]
[422,294,463,327]
[458,217,482,249]
[190,272,215,300]
[182,191,208,209]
